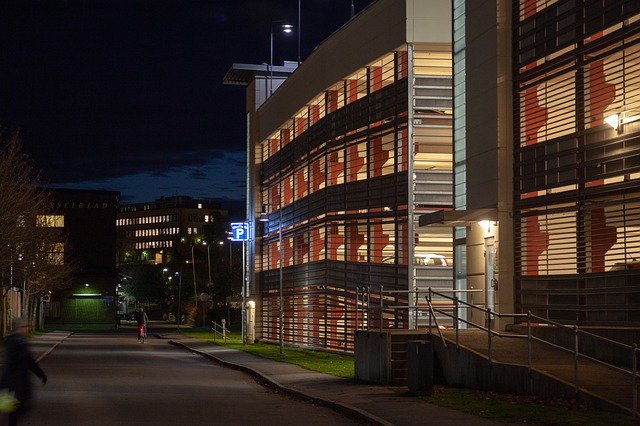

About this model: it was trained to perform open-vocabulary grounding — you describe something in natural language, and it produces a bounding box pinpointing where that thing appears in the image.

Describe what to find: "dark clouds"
[0,0,373,190]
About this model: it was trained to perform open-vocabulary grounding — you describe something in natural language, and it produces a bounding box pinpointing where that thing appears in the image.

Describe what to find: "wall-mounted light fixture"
[605,111,640,132]
[479,220,492,233]
[605,113,620,130]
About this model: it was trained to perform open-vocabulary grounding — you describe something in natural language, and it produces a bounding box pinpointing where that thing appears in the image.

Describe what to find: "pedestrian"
[0,317,47,426]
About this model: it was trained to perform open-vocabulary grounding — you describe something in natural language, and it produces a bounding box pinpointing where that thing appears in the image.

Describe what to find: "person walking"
[0,317,47,426]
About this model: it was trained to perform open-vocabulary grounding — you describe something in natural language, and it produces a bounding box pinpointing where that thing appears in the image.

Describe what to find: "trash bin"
[407,340,433,395]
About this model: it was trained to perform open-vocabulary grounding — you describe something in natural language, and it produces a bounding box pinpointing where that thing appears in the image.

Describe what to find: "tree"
[0,129,75,334]
[121,264,167,308]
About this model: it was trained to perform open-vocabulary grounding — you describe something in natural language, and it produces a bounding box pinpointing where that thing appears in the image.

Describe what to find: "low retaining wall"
[430,335,631,415]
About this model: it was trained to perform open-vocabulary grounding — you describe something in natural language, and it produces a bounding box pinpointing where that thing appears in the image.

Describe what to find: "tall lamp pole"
[207,242,215,288]
[176,270,182,332]
[269,20,293,96]
[297,0,301,65]
[278,204,284,356]
[191,245,198,307]
[261,201,285,356]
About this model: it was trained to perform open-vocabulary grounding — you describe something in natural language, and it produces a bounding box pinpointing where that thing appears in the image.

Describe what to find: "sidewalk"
[0,331,71,366]
[161,333,501,426]
[29,331,72,363]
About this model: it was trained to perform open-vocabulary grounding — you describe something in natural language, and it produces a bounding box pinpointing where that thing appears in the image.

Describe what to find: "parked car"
[609,259,640,271]
[382,253,449,266]
[414,253,448,266]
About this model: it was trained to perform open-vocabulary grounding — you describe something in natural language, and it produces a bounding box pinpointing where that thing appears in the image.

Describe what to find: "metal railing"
[425,288,528,361]
[211,320,229,342]
[426,288,640,416]
[355,285,640,415]
[355,285,482,334]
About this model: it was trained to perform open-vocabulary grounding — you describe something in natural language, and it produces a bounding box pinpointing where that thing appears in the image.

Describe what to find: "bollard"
[407,340,434,395]
[222,319,227,341]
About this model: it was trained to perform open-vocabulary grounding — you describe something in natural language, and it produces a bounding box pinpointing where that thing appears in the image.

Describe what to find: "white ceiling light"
[605,113,620,130]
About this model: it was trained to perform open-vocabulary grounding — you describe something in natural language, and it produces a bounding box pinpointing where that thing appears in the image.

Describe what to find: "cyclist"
[135,308,149,343]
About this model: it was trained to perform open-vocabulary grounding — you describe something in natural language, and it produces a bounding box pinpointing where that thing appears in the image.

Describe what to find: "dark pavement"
[14,330,359,425]
[18,324,634,424]
[16,326,502,426]
[159,332,501,426]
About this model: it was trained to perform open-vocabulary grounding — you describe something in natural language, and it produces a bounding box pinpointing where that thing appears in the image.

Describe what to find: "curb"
[35,332,72,363]
[169,340,393,426]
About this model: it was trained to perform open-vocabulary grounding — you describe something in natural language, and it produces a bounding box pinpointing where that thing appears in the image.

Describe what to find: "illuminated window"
[37,215,64,227]
[48,243,65,265]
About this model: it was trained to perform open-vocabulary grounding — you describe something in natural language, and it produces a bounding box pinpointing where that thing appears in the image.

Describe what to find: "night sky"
[0,0,373,209]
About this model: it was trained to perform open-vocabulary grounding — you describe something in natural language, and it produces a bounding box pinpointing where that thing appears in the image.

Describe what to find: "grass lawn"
[183,327,355,379]
[183,327,637,425]
[423,386,637,425]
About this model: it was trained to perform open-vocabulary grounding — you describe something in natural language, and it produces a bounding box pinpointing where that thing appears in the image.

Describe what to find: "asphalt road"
[22,331,358,425]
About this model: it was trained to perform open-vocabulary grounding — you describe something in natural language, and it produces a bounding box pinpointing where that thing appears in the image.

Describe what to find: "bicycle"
[138,324,146,343]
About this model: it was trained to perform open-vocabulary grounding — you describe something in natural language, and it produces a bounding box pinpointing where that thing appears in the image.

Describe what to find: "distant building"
[116,195,228,266]
[45,188,120,325]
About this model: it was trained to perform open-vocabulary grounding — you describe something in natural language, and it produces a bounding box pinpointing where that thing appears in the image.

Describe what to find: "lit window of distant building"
[37,215,65,227]
[48,242,65,265]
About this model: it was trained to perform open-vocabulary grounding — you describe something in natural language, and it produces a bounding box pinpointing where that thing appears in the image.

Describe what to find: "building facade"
[424,0,640,330]
[227,0,453,351]
[116,195,228,266]
[45,189,120,325]
[512,0,640,324]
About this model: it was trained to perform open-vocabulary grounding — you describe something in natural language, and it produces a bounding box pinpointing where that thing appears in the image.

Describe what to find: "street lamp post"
[176,270,182,332]
[204,242,212,288]
[297,0,301,65]
[190,245,198,325]
[260,202,284,356]
[269,20,293,96]
[278,206,284,356]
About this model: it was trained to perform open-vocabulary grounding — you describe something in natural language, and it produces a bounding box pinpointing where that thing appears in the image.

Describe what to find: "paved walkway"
[160,333,502,426]
[11,330,501,426]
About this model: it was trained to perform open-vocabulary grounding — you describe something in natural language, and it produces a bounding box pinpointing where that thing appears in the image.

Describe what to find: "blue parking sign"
[230,222,249,241]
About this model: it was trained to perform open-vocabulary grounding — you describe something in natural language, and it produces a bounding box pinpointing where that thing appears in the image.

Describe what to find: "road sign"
[230,222,249,241]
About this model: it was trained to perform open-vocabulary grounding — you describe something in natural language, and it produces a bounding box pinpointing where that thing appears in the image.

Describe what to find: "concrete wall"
[511,325,640,369]
[354,331,390,384]
[462,0,515,325]
[431,335,629,414]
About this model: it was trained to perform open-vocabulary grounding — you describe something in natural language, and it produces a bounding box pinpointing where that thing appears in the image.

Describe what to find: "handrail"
[211,321,229,342]
[426,288,640,415]
[359,285,640,416]
[426,291,446,348]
